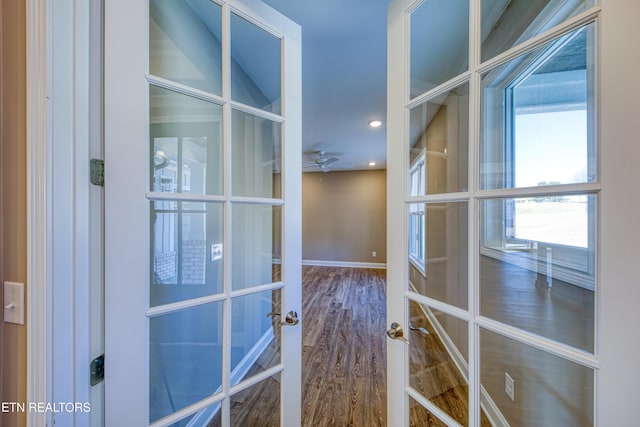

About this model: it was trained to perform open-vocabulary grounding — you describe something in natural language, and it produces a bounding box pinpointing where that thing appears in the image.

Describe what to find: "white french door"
[387,0,640,426]
[104,0,301,425]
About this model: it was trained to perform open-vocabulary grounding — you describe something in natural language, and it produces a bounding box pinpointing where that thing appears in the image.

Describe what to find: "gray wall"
[302,170,386,264]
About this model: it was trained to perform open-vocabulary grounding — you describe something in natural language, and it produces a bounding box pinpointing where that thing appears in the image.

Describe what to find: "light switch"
[4,281,24,325]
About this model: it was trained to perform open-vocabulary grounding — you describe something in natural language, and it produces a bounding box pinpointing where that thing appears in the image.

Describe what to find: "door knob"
[387,322,409,344]
[267,310,299,326]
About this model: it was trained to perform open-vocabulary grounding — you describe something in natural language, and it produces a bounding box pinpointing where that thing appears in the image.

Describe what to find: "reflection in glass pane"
[149,302,223,423]
[409,202,468,310]
[164,400,223,427]
[232,109,282,198]
[409,396,447,427]
[409,83,469,195]
[150,85,223,195]
[232,204,281,291]
[480,24,595,190]
[231,289,281,382]
[480,328,594,426]
[230,373,281,427]
[231,13,281,114]
[150,0,222,95]
[481,0,595,62]
[409,300,484,426]
[151,202,223,307]
[410,0,469,98]
[480,196,595,352]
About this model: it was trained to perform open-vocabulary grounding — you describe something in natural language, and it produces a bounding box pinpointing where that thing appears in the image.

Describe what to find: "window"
[480,23,596,289]
[505,27,592,249]
[409,152,426,270]
[152,137,213,287]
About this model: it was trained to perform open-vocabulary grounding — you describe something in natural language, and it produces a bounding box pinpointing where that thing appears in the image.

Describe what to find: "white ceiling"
[262,0,392,171]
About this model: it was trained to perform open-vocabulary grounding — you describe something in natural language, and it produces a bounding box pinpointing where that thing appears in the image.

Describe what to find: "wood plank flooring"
[209,260,593,426]
[210,266,387,426]
[300,266,387,427]
[212,266,485,426]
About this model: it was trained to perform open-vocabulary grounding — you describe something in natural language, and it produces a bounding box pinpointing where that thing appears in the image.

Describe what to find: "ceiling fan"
[303,151,354,173]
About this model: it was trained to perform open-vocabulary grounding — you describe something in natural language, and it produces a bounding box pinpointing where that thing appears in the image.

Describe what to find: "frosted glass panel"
[149,302,223,423]
[150,0,222,94]
[232,109,282,198]
[150,85,223,195]
[151,202,223,306]
[410,0,469,98]
[231,13,281,114]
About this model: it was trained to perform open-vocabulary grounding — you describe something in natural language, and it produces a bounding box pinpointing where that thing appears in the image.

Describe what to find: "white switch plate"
[505,371,515,402]
[4,281,24,325]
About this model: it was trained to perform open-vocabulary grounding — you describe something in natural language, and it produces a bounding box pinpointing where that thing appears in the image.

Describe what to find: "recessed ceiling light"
[369,161,376,167]
[368,120,382,128]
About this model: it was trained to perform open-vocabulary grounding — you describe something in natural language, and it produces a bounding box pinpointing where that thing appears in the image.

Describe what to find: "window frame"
[408,150,426,274]
[480,25,597,290]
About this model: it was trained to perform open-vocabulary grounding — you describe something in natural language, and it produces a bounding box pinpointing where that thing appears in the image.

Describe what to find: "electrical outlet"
[505,372,515,402]
[372,251,377,257]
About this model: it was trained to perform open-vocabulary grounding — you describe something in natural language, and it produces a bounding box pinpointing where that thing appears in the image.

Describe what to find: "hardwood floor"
[217,265,486,426]
[300,266,387,427]
[206,261,592,426]
[208,266,387,426]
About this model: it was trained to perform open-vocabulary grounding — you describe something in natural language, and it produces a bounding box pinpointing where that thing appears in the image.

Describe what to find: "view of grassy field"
[514,200,589,248]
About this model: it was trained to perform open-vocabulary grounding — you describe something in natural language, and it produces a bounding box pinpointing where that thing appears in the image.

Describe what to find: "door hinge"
[90,158,104,186]
[90,354,105,386]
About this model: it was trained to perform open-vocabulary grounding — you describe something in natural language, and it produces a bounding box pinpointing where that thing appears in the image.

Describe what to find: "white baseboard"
[302,259,387,269]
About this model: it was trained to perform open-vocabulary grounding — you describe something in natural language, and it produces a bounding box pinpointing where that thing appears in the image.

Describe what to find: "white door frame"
[26,0,103,426]
[26,0,49,425]
[386,0,640,425]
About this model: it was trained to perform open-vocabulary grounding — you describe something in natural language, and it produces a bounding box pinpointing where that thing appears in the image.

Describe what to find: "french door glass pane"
[232,204,281,291]
[480,24,595,190]
[231,12,282,114]
[410,0,468,98]
[409,396,447,427]
[409,82,469,195]
[408,202,468,310]
[230,373,281,426]
[479,196,595,352]
[231,289,281,381]
[231,109,282,198]
[480,328,594,426]
[151,201,223,306]
[149,302,223,423]
[409,300,470,426]
[149,0,223,95]
[481,0,595,62]
[165,402,223,427]
[150,85,223,195]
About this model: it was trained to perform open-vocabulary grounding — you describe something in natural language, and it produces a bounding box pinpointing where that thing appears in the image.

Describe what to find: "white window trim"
[480,25,596,290]
[408,150,426,274]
